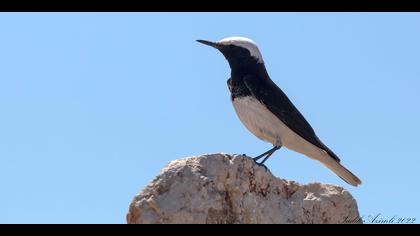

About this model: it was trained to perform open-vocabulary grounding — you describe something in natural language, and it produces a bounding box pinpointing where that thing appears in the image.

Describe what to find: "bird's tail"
[317,151,362,187]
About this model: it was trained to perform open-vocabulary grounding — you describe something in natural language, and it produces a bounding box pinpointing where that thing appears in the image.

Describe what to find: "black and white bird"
[197,36,361,187]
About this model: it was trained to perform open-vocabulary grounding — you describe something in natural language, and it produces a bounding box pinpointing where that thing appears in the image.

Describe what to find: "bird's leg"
[252,147,276,162]
[259,146,281,165]
[253,146,281,171]
[253,146,280,162]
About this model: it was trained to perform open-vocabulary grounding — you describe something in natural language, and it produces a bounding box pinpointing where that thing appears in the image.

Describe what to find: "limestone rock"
[127,153,360,224]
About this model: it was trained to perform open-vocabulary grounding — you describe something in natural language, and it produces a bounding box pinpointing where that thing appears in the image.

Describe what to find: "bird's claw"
[255,161,270,172]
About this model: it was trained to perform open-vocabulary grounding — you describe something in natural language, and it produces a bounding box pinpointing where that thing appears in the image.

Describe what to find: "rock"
[127,153,361,224]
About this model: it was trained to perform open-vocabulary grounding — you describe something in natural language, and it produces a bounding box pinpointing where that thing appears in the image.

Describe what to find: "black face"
[197,39,269,83]
[218,44,260,70]
[196,40,260,72]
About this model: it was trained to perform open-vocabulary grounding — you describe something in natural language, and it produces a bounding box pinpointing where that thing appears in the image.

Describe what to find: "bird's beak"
[196,39,220,49]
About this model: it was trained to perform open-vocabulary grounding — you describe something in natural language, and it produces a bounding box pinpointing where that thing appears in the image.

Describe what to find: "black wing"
[243,74,341,162]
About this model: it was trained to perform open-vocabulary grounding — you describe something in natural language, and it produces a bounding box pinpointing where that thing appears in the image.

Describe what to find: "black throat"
[220,46,270,100]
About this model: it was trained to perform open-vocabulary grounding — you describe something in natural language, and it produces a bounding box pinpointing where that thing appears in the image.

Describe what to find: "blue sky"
[0,13,419,224]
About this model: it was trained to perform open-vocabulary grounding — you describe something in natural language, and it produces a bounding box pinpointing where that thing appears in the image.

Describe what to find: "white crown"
[217,36,264,63]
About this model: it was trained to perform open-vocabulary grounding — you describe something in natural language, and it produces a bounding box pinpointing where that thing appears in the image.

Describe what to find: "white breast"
[232,96,327,161]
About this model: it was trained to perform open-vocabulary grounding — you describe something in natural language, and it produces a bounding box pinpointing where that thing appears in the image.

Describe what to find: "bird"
[197,36,361,187]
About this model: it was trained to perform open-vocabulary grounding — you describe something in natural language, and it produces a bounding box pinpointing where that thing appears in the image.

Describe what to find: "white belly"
[232,96,327,160]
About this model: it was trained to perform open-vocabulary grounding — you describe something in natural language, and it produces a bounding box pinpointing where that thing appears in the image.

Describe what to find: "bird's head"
[197,36,264,69]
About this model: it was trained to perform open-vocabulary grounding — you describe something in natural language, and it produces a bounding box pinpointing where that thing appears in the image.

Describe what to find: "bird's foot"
[255,161,270,172]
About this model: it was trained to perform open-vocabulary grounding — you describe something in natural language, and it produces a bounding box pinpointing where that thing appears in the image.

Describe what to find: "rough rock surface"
[127,153,360,224]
